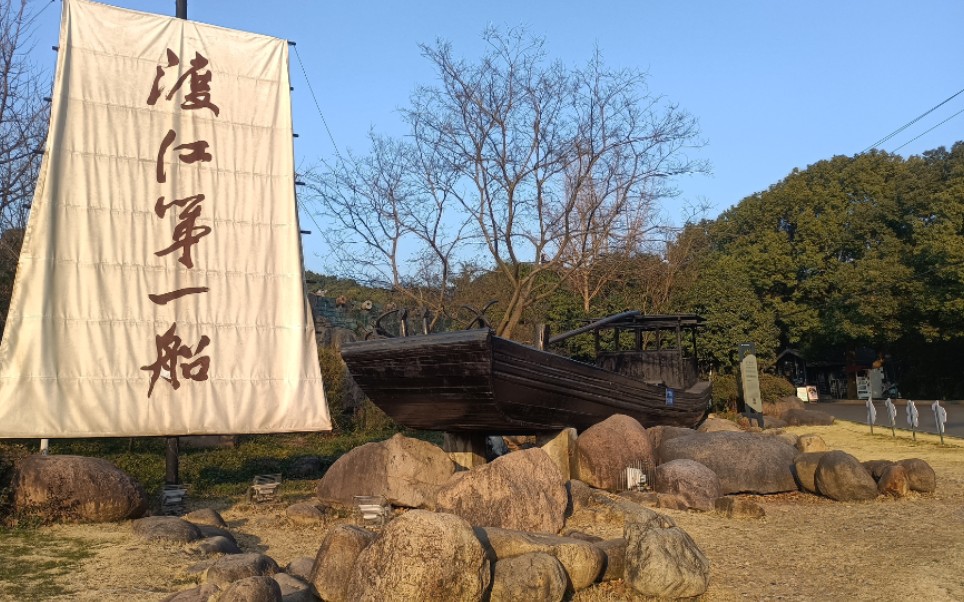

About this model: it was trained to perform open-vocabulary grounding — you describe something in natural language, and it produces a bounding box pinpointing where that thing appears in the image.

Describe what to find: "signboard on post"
[738,343,763,414]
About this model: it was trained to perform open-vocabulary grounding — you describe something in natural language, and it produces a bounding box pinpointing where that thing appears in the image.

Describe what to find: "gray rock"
[285,502,327,526]
[316,433,454,509]
[197,524,237,544]
[475,527,605,591]
[565,489,668,540]
[204,553,281,588]
[308,525,376,602]
[878,464,910,497]
[814,451,879,501]
[132,516,202,543]
[346,510,490,602]
[11,455,147,523]
[593,538,628,582]
[273,573,315,602]
[783,408,835,426]
[792,451,828,493]
[575,415,656,491]
[862,459,896,481]
[714,496,766,519]
[760,416,788,429]
[160,583,221,602]
[764,396,805,419]
[186,535,242,556]
[653,459,721,512]
[796,434,829,453]
[284,557,315,582]
[219,575,283,602]
[646,425,697,452]
[898,458,937,493]
[183,508,228,528]
[624,521,710,599]
[566,479,594,516]
[697,416,743,432]
[489,552,567,602]
[659,431,799,494]
[436,448,568,533]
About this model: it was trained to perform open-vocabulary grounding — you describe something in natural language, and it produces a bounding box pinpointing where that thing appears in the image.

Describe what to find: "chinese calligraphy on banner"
[0,0,330,436]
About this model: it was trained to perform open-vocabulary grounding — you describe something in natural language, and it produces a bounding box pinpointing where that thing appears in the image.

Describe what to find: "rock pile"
[8,409,938,601]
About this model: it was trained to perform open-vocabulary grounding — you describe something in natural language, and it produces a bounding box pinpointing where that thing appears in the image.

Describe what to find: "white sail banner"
[0,0,330,436]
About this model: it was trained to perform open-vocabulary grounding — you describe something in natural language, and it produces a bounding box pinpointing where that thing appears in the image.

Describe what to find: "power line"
[862,85,964,153]
[290,43,342,161]
[892,106,964,153]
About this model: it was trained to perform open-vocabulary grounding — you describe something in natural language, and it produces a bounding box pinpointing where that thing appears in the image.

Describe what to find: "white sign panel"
[0,0,330,436]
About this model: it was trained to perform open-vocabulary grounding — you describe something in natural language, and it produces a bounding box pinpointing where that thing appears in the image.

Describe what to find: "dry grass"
[1,421,961,601]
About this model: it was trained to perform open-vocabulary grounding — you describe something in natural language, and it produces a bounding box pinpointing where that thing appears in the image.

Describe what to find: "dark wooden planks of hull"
[340,328,710,434]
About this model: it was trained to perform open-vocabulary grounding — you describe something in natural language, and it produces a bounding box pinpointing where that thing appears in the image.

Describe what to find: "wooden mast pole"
[166,0,188,486]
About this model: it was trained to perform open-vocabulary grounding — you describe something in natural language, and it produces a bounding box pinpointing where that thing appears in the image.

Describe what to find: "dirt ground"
[1,421,962,601]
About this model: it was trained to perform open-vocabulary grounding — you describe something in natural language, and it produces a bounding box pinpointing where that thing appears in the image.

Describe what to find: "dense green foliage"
[684,143,964,397]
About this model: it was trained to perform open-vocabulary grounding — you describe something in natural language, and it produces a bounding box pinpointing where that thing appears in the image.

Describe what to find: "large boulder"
[273,573,314,602]
[646,425,697,452]
[489,552,568,602]
[308,525,377,602]
[218,576,282,602]
[204,553,281,588]
[316,433,454,509]
[697,416,743,433]
[160,584,222,602]
[659,431,799,494]
[285,502,327,526]
[183,508,228,528]
[814,451,878,501]
[792,451,828,493]
[11,455,147,522]
[877,464,909,498]
[475,527,605,591]
[763,396,805,419]
[575,415,657,491]
[132,517,203,544]
[653,459,721,512]
[564,489,665,540]
[796,434,829,453]
[624,520,710,599]
[345,510,490,602]
[593,538,628,582]
[435,448,568,533]
[185,535,242,557]
[898,458,937,493]
[783,408,835,426]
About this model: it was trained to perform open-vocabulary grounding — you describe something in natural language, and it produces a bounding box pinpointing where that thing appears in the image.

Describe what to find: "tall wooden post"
[166,0,187,485]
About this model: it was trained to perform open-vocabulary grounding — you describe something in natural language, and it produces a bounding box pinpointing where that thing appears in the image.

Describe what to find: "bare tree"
[0,0,50,336]
[310,27,705,337]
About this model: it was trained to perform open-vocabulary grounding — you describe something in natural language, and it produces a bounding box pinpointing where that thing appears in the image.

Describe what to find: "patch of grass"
[43,428,413,503]
[0,529,94,599]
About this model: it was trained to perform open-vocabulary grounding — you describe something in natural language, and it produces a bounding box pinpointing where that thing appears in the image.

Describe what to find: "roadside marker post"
[866,397,877,435]
[932,400,947,446]
[884,397,897,438]
[906,400,919,441]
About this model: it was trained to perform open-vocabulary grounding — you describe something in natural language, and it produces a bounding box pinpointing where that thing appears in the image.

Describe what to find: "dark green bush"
[711,372,795,413]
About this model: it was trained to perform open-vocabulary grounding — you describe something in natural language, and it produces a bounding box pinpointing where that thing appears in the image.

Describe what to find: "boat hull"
[340,329,710,434]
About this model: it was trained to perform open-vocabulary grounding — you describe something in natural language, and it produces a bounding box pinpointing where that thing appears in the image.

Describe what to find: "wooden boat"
[340,311,711,434]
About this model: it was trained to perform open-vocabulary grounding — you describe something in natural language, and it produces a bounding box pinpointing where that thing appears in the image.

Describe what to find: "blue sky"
[29,0,964,272]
